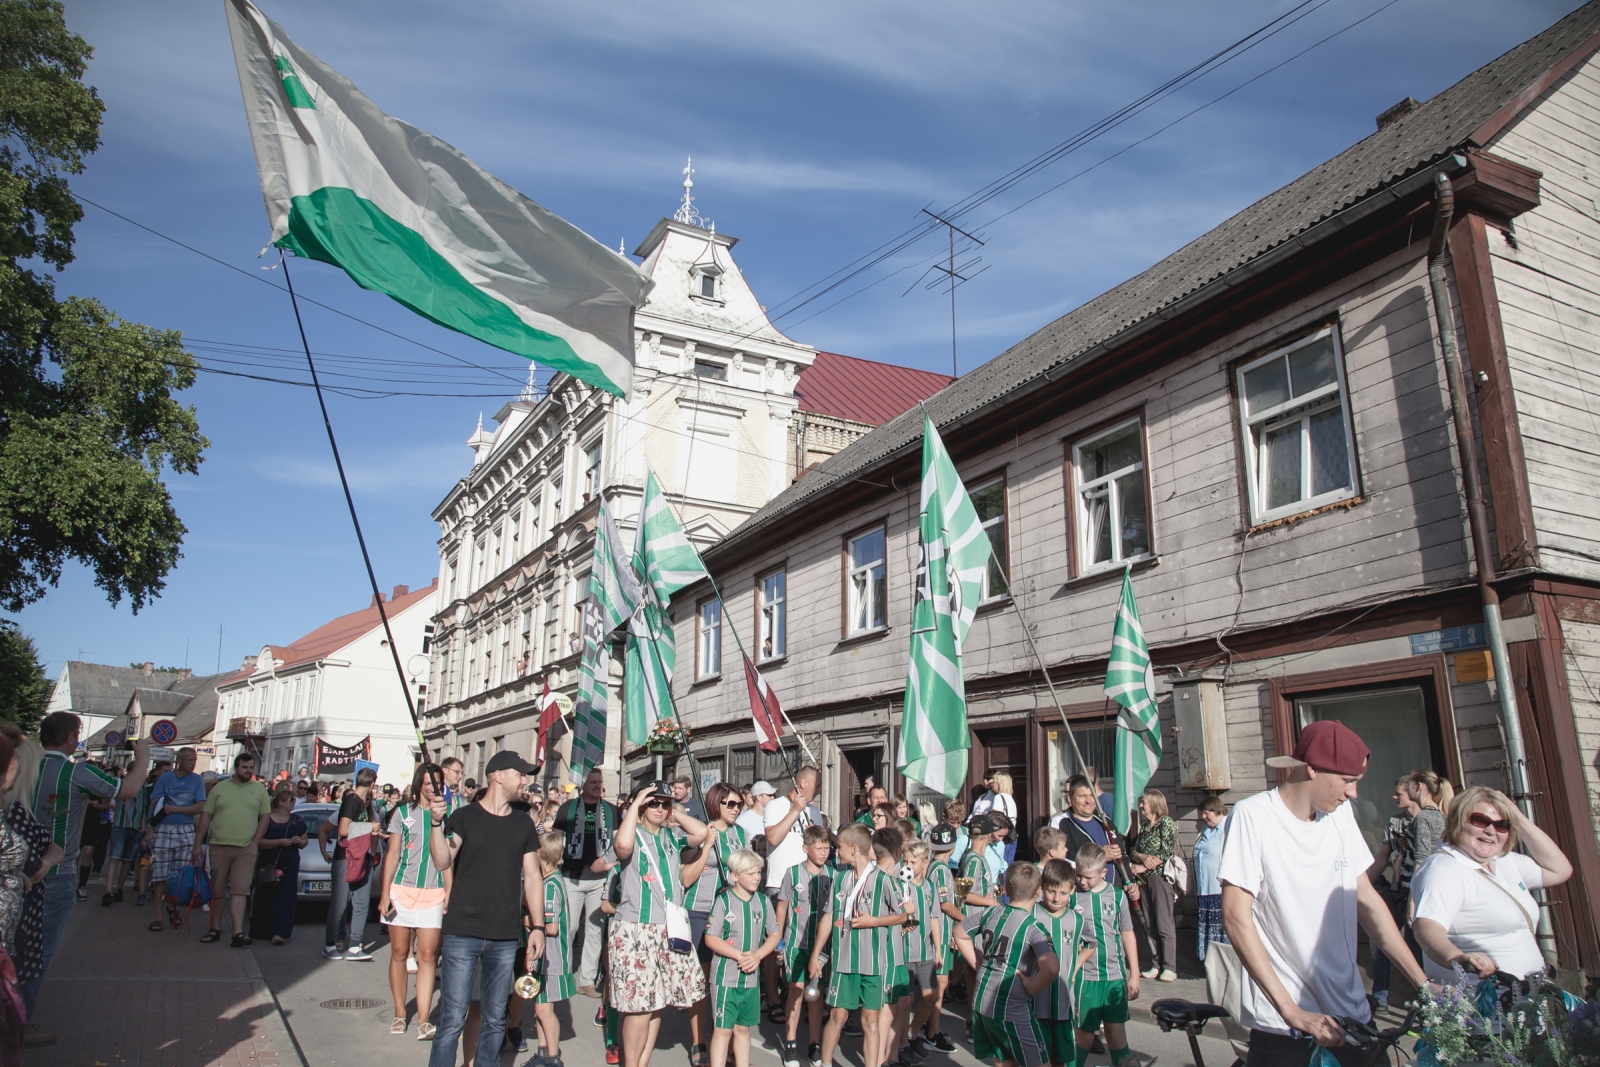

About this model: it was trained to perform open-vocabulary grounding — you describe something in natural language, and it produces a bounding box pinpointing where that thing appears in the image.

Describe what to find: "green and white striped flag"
[623,471,709,746]
[898,415,992,798]
[1105,569,1161,832]
[224,0,651,396]
[569,499,641,784]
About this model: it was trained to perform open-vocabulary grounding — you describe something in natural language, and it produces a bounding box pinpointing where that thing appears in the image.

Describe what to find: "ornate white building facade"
[423,188,822,788]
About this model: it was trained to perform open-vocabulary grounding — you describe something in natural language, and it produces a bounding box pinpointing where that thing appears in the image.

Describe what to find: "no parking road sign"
[103,731,123,747]
[149,719,179,746]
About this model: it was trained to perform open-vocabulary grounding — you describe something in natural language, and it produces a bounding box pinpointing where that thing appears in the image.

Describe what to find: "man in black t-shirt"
[551,768,619,997]
[426,751,546,1067]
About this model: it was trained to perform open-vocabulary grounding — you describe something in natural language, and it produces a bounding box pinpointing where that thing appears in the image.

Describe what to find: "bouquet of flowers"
[645,717,692,755]
[1417,968,1598,1067]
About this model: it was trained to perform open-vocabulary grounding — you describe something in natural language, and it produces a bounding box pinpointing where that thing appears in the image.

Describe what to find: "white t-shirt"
[1216,788,1374,1035]
[735,807,767,841]
[763,795,822,889]
[1411,845,1545,981]
[971,791,1017,822]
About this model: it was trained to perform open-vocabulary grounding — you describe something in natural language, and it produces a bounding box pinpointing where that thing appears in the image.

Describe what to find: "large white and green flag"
[224,0,651,396]
[1106,569,1161,832]
[623,471,709,746]
[569,499,641,784]
[898,415,993,798]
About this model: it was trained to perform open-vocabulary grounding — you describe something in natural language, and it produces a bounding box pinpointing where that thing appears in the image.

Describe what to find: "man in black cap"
[427,750,546,1067]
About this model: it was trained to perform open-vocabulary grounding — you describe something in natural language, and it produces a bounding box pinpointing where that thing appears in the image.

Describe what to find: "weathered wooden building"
[658,4,1600,976]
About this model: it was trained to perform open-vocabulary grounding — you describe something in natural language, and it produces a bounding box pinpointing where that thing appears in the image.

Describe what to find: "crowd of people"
[0,709,1582,1067]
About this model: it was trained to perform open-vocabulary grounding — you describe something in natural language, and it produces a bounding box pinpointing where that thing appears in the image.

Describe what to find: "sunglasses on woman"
[724,800,743,810]
[644,799,671,811]
[1467,812,1511,833]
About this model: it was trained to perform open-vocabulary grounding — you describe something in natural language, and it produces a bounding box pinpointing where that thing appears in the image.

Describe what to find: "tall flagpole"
[281,256,427,763]
[649,467,816,771]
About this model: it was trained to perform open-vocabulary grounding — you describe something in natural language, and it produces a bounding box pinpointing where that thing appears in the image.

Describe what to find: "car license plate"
[304,880,331,893]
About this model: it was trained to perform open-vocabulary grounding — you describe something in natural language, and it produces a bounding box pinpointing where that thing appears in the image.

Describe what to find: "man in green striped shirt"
[954,863,1059,1067]
[703,849,779,1067]
[809,823,904,1067]
[1069,844,1138,1067]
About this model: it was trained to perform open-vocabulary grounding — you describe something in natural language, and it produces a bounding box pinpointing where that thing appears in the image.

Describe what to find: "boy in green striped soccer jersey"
[776,825,834,1067]
[953,862,1061,1067]
[1069,843,1139,1067]
[896,839,942,1067]
[702,848,781,1067]
[918,825,964,1056]
[1034,860,1089,1067]
[532,830,574,1066]
[809,822,905,1067]
[955,814,1003,1000]
[873,827,913,1067]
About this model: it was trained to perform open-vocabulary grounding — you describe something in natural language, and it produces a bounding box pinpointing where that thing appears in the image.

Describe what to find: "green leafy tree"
[127,662,183,674]
[0,620,49,733]
[0,0,207,613]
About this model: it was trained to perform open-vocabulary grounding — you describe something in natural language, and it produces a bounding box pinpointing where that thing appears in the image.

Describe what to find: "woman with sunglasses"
[1410,785,1573,982]
[610,783,709,1067]
[681,782,751,1067]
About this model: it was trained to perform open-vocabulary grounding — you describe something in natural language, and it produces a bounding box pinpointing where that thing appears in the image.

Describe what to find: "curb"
[241,941,312,1067]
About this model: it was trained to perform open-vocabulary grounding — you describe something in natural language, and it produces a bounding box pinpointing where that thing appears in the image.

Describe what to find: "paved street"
[29,877,1241,1067]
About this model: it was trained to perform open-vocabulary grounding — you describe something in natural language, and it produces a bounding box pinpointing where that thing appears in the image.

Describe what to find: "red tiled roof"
[271,579,439,670]
[795,351,953,427]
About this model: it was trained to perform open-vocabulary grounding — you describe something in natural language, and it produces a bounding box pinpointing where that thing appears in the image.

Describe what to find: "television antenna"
[906,208,989,376]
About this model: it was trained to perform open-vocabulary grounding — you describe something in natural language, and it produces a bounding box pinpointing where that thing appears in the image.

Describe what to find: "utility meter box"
[1171,678,1230,791]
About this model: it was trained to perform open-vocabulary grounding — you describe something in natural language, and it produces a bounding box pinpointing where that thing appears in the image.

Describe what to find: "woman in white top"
[1410,785,1572,981]
[970,772,1019,863]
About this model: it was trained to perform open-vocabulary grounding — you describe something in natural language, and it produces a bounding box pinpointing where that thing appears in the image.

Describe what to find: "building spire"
[673,156,710,229]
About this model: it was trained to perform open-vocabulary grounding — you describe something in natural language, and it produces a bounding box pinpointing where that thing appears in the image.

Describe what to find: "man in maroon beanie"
[1217,720,1430,1067]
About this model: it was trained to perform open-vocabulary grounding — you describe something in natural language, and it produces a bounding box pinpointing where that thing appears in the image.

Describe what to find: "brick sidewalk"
[25,885,299,1066]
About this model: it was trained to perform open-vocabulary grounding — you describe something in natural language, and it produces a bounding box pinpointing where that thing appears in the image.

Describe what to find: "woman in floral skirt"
[608,783,708,1067]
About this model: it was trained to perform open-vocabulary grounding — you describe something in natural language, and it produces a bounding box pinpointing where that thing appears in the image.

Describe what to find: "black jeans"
[1245,1029,1365,1067]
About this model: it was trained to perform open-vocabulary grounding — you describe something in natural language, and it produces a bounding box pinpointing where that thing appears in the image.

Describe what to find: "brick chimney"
[391,584,410,599]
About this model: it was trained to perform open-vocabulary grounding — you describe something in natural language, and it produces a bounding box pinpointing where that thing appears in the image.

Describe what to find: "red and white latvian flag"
[742,655,785,753]
[535,678,562,764]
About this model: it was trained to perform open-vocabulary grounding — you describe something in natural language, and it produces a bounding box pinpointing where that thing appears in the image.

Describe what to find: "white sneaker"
[345,946,373,962]
[323,945,343,960]
[1159,969,1178,982]
[1140,967,1159,979]
[406,955,418,974]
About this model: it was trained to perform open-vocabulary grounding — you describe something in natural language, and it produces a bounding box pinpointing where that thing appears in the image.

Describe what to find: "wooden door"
[974,726,1030,858]
[840,747,881,823]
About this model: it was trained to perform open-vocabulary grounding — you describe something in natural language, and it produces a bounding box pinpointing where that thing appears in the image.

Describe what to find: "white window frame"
[846,526,888,638]
[1072,416,1153,575]
[969,475,1009,602]
[1236,327,1359,525]
[697,598,722,679]
[693,358,727,381]
[758,568,786,661]
[473,537,487,587]
[583,439,603,500]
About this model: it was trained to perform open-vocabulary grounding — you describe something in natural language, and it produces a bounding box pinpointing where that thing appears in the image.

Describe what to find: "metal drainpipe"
[1426,173,1555,964]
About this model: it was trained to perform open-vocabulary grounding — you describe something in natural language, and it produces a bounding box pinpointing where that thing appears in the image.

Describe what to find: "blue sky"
[14,0,1581,678]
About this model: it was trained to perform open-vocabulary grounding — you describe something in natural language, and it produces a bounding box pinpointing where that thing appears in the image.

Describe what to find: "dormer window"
[694,359,727,381]
[692,265,723,302]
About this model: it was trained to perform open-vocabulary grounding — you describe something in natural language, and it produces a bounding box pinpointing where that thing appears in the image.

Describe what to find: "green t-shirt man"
[203,778,273,847]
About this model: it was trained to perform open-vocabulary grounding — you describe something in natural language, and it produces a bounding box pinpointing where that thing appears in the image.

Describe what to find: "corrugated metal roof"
[795,351,955,426]
[710,1,1600,561]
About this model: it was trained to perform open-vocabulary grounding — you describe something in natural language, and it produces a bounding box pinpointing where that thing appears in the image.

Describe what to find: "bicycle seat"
[1151,1000,1231,1029]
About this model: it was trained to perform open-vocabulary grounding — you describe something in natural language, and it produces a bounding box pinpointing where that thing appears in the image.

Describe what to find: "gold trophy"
[514,974,542,1000]
[953,876,974,903]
